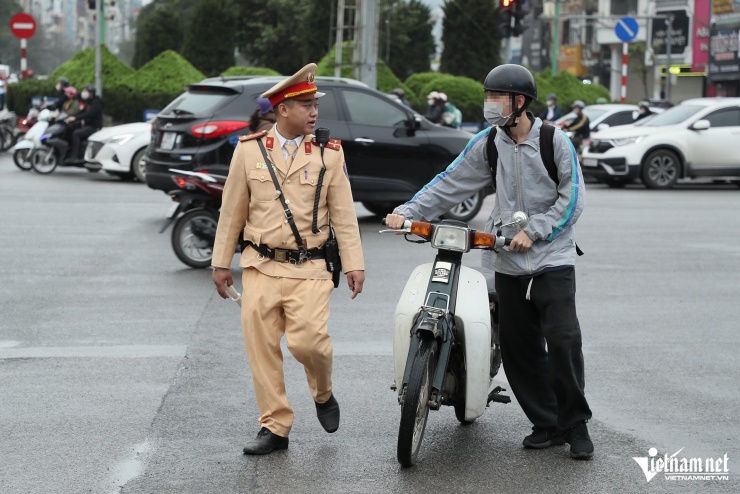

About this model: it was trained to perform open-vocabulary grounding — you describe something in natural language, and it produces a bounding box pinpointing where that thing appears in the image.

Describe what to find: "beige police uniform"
[211,65,364,438]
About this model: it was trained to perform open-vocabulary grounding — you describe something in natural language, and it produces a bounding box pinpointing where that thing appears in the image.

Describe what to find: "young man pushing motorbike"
[385,64,593,460]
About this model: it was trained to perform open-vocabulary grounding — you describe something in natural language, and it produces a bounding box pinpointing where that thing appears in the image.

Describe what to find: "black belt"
[247,242,324,263]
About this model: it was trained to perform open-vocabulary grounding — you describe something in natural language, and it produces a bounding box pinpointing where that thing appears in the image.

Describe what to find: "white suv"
[581,97,740,189]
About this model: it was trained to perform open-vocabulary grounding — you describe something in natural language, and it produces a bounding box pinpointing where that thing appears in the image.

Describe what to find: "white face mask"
[547,100,555,107]
[56,84,62,92]
[483,101,514,127]
[81,91,90,100]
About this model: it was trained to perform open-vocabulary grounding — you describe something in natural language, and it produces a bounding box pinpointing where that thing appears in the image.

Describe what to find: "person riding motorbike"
[44,77,71,112]
[634,100,654,122]
[385,64,594,460]
[64,83,103,165]
[564,100,590,151]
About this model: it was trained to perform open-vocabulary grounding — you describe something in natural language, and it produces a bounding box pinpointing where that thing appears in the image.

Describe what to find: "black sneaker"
[523,427,565,449]
[567,421,594,460]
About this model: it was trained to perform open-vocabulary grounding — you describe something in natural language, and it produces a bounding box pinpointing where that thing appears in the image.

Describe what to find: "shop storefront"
[707,21,740,96]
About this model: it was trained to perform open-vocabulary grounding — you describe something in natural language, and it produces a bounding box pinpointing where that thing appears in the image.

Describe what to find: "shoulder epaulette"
[238,130,268,142]
[326,138,342,151]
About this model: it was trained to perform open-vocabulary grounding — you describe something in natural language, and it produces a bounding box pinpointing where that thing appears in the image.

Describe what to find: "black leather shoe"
[315,393,340,433]
[242,427,289,455]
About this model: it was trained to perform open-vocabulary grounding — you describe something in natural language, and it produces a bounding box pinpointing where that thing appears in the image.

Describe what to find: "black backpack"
[486,123,557,191]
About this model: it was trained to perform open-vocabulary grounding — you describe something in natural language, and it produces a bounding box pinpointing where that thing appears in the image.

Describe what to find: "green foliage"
[404,72,444,99]
[529,69,611,116]
[102,87,181,124]
[379,0,436,80]
[6,79,56,117]
[132,2,184,69]
[418,74,485,122]
[440,0,501,80]
[221,66,281,77]
[117,50,205,93]
[181,0,236,76]
[48,46,134,89]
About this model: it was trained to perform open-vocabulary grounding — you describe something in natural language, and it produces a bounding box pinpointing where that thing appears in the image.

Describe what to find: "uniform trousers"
[241,267,335,437]
[496,268,592,432]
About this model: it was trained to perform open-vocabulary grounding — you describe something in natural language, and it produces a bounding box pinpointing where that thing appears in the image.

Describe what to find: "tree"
[440,0,501,80]
[380,0,436,79]
[181,0,236,76]
[132,2,184,69]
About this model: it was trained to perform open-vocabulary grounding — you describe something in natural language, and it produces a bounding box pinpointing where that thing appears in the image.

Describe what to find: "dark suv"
[145,76,486,220]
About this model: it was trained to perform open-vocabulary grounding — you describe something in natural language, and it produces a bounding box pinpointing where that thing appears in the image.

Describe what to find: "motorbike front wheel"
[13,148,32,171]
[30,148,59,174]
[397,335,438,467]
[171,208,219,269]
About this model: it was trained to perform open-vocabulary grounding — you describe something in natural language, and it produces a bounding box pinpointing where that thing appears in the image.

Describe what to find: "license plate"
[581,158,598,167]
[161,132,177,150]
[166,203,179,219]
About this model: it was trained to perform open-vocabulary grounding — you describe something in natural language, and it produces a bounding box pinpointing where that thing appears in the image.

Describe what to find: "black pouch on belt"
[324,226,342,288]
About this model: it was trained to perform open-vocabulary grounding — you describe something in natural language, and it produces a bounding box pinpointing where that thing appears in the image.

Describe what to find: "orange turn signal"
[410,222,432,239]
[472,231,495,248]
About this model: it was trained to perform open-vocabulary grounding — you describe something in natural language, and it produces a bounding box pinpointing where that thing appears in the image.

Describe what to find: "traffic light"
[498,0,513,38]
[512,0,530,37]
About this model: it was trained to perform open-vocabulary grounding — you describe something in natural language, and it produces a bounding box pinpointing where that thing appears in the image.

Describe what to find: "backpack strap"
[538,123,559,184]
[486,127,498,191]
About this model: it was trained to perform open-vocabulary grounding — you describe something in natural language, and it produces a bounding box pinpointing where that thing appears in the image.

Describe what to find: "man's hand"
[65,116,75,123]
[385,213,406,229]
[508,230,533,253]
[346,270,365,299]
[212,267,233,299]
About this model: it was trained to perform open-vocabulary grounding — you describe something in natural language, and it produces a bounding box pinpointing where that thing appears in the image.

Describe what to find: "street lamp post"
[664,15,673,103]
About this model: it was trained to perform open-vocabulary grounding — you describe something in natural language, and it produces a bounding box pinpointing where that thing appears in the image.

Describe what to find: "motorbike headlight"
[431,225,469,252]
[610,136,643,147]
[105,133,134,145]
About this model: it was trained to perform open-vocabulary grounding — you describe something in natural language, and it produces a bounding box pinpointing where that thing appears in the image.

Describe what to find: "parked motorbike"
[159,168,229,269]
[380,211,529,467]
[12,108,53,171]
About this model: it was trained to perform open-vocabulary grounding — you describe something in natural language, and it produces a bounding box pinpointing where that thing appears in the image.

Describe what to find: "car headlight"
[431,225,469,252]
[610,136,643,146]
[104,133,134,145]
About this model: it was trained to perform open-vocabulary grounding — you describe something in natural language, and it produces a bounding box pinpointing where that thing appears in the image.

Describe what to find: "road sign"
[9,12,37,39]
[615,16,638,43]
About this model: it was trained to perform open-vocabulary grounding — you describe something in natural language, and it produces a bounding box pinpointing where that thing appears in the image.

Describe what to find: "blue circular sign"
[615,16,639,42]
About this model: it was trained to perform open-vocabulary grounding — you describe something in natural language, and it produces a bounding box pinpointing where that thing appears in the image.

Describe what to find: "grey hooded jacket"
[393,114,585,277]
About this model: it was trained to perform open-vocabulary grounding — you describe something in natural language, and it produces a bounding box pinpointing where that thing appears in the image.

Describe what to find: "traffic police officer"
[211,63,365,455]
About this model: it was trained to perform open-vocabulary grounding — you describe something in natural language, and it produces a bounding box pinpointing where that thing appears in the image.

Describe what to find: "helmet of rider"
[546,93,557,101]
[64,86,78,99]
[483,64,538,124]
[571,100,586,109]
[392,87,405,98]
[638,99,650,109]
[81,83,96,100]
[55,77,70,93]
[438,92,448,102]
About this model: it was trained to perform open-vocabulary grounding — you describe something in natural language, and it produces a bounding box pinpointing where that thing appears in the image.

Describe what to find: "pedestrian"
[211,63,365,455]
[392,87,411,107]
[634,100,654,122]
[539,93,562,124]
[64,83,103,164]
[385,64,593,460]
[0,76,7,111]
[425,91,445,124]
[564,100,590,151]
[249,96,276,133]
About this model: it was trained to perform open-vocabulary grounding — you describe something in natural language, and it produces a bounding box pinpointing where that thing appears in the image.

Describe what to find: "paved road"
[0,155,738,493]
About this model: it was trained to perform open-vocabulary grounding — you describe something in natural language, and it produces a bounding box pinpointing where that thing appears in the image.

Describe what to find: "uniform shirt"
[212,127,364,280]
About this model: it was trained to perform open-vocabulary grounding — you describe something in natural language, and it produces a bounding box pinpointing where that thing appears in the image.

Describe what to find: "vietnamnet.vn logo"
[633,447,730,482]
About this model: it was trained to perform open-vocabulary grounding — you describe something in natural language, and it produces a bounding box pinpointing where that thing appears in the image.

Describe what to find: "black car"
[145,76,487,220]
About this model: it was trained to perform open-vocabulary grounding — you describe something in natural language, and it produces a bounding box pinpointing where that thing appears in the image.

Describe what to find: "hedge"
[117,50,205,93]
[221,66,281,76]
[49,45,134,89]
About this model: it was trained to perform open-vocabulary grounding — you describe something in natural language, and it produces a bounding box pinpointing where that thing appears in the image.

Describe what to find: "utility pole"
[551,0,560,76]
[94,0,102,97]
[664,15,673,103]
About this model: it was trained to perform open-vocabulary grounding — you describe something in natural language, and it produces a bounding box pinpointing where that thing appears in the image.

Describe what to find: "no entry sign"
[9,12,37,39]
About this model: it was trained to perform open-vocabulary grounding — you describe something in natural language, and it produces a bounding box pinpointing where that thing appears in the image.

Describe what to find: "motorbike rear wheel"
[397,335,437,467]
[171,208,219,269]
[30,148,59,174]
[13,148,32,171]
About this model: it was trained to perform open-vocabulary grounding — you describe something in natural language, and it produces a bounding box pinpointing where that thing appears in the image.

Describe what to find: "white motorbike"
[380,211,529,467]
[12,108,54,171]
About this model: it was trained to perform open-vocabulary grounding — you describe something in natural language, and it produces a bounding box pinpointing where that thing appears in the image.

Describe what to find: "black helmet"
[83,83,96,95]
[483,64,537,101]
[56,77,69,88]
[638,99,650,109]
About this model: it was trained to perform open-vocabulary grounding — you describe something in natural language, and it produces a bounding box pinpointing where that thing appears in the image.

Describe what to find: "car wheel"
[443,190,485,222]
[641,149,679,189]
[362,201,397,217]
[131,147,147,182]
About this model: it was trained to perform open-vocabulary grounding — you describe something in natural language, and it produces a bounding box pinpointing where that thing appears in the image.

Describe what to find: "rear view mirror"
[596,123,610,131]
[691,120,710,131]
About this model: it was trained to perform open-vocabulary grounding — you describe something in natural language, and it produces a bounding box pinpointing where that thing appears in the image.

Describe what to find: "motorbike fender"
[393,263,434,391]
[454,266,492,421]
[13,140,33,151]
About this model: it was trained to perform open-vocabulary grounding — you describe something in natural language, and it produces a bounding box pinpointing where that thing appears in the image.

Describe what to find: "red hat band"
[269,81,318,107]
